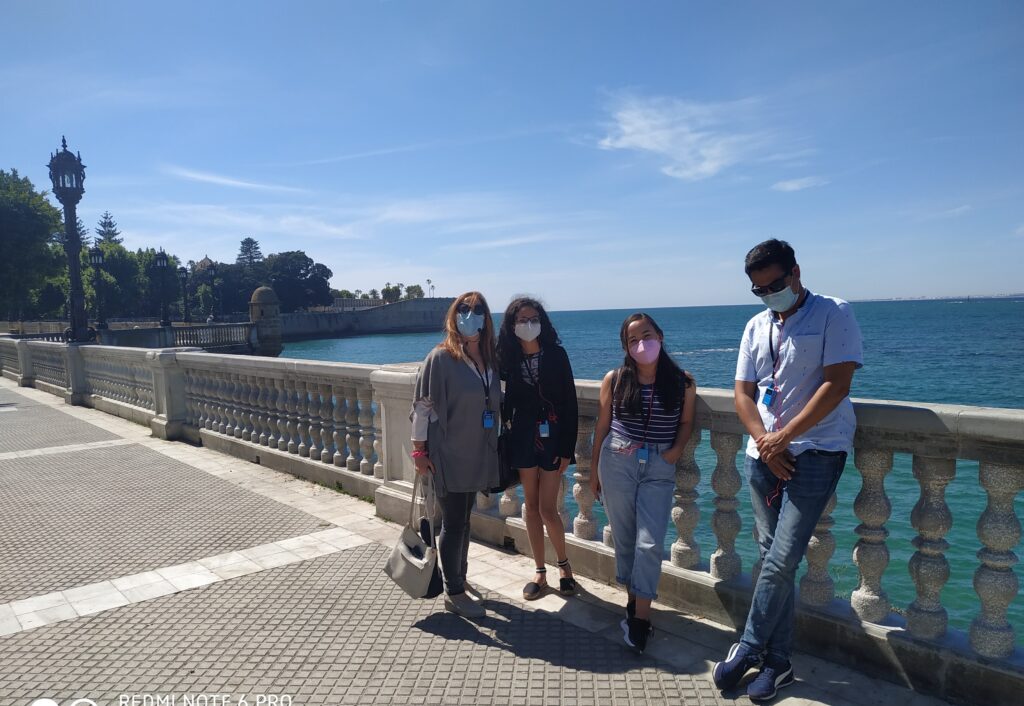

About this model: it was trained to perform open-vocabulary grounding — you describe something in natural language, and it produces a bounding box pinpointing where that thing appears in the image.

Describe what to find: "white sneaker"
[445,592,486,618]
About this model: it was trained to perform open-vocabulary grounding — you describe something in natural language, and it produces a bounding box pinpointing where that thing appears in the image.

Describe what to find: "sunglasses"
[750,272,792,297]
[457,303,486,316]
[515,316,541,326]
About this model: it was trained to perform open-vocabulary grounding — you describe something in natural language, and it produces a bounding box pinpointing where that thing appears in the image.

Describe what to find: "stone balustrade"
[173,323,256,350]
[2,343,1021,705]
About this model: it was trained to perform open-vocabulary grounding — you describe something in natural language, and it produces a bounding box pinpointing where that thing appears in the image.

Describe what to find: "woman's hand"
[660,445,684,465]
[558,456,571,473]
[414,455,435,476]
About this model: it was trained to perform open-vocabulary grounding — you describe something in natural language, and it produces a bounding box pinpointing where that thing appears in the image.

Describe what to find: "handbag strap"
[407,473,437,541]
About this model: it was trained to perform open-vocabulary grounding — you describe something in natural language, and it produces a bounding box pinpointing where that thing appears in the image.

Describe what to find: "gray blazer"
[414,347,501,496]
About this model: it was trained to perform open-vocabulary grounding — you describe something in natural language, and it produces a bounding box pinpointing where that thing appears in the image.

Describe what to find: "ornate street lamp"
[47,136,91,342]
[207,262,218,322]
[88,244,107,330]
[155,248,170,327]
[177,266,191,324]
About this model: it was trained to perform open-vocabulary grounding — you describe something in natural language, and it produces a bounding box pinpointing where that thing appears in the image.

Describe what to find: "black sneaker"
[712,642,763,691]
[626,597,636,620]
[620,616,652,653]
[746,656,794,701]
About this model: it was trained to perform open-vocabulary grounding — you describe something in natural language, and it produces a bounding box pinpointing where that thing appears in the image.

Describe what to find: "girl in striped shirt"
[591,312,696,653]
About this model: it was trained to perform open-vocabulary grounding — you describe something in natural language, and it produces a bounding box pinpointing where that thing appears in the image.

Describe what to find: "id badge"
[538,421,550,438]
[763,385,777,407]
[482,410,495,429]
[637,446,649,464]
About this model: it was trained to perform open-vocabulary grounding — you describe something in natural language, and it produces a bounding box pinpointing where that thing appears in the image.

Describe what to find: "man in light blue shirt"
[713,239,863,702]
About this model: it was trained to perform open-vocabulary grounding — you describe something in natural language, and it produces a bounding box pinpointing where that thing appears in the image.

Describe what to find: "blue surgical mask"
[760,286,799,313]
[457,312,485,337]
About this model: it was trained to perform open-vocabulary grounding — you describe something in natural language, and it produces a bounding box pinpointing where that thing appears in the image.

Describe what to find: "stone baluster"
[268,378,284,448]
[358,386,375,475]
[800,490,838,606]
[969,462,1023,659]
[372,394,384,478]
[220,373,234,435]
[671,427,702,569]
[201,372,215,430]
[318,382,334,463]
[244,374,259,442]
[184,371,199,428]
[296,380,311,457]
[209,372,224,432]
[332,383,347,466]
[477,490,495,511]
[851,447,894,622]
[710,430,743,581]
[307,382,323,460]
[499,487,521,519]
[256,377,272,442]
[232,373,246,438]
[345,384,361,471]
[281,378,296,453]
[557,471,570,528]
[571,414,597,540]
[907,455,956,640]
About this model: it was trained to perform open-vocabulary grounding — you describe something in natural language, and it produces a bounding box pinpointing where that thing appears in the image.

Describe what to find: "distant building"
[333,297,386,311]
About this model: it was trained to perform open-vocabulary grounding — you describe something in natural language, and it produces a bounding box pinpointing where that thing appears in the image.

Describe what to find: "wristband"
[411,450,429,459]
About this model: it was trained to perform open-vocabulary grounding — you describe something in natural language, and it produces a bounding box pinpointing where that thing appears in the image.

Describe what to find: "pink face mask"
[628,338,661,365]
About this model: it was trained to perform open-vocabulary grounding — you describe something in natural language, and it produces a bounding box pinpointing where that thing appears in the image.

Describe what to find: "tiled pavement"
[0,379,952,706]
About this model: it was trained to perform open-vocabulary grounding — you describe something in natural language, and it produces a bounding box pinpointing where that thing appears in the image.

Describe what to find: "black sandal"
[523,567,547,601]
[557,559,576,595]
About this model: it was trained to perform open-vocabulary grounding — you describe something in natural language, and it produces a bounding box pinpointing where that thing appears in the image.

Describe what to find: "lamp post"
[155,248,170,327]
[88,244,107,330]
[207,262,218,322]
[47,136,91,342]
[178,266,191,324]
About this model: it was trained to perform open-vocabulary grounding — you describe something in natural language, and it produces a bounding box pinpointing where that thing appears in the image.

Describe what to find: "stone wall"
[279,297,454,341]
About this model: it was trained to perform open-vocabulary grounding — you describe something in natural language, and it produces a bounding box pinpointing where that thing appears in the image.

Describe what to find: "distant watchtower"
[249,286,282,357]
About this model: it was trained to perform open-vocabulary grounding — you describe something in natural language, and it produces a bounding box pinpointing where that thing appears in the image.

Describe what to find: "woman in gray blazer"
[410,292,501,618]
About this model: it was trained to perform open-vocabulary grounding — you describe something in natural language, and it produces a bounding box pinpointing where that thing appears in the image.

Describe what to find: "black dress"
[500,345,579,471]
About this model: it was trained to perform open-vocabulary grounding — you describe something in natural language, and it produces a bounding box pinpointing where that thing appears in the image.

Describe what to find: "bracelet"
[411,450,429,459]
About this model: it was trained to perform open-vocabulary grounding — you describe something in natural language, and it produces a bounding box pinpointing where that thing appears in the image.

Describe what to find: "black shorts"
[507,415,561,471]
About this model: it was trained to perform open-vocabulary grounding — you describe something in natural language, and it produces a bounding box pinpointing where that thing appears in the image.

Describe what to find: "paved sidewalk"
[0,379,951,706]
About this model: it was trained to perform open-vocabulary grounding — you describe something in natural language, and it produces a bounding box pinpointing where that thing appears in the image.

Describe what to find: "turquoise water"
[284,297,1024,640]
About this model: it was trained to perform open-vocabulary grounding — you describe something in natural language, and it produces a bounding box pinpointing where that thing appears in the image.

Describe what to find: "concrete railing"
[174,323,256,350]
[0,343,1020,705]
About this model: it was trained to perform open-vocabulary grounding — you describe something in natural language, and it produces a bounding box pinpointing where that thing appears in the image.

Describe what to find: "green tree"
[94,211,123,244]
[264,250,334,313]
[236,237,264,268]
[403,284,425,299]
[0,169,63,320]
[381,283,402,303]
[368,288,380,299]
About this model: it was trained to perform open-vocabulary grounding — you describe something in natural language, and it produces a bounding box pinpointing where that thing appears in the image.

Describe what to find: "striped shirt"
[610,384,681,445]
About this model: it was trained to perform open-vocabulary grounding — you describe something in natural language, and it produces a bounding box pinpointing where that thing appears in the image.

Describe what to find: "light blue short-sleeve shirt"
[735,290,864,458]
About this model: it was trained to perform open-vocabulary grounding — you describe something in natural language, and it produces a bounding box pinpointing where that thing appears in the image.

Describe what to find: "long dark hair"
[497,296,561,377]
[613,312,689,416]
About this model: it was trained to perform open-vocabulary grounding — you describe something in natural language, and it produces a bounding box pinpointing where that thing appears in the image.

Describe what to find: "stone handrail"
[174,323,256,350]
[24,340,69,394]
[2,344,1020,704]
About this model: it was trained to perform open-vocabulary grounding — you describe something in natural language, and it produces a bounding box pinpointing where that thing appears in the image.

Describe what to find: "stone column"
[319,382,335,463]
[306,382,323,459]
[332,383,347,467]
[14,339,34,387]
[146,349,188,441]
[358,386,375,475]
[295,380,310,457]
[345,384,361,471]
[969,462,1023,658]
[800,491,838,606]
[851,447,894,622]
[671,427,702,569]
[907,455,956,640]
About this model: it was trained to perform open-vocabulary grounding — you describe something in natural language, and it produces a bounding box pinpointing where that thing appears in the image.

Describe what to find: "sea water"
[283,297,1024,639]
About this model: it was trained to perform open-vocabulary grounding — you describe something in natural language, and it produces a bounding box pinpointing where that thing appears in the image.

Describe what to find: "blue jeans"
[740,450,846,661]
[598,432,676,600]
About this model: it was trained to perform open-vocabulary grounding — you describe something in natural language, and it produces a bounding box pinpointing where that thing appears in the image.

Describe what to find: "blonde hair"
[439,291,497,369]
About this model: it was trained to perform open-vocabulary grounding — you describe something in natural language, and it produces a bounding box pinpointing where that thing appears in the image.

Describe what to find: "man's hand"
[756,430,792,462]
[765,452,795,481]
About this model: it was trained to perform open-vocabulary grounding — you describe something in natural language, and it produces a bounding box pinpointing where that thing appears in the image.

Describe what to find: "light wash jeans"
[598,431,676,600]
[740,450,847,660]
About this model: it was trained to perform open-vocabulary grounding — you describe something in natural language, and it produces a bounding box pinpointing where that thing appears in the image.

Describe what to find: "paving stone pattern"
[0,544,736,706]
[0,443,331,603]
[0,401,119,453]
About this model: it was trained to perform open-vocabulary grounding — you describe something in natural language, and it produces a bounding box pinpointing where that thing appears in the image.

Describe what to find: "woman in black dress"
[497,296,579,600]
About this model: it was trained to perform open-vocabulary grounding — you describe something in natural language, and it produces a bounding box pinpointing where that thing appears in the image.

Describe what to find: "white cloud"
[599,94,767,181]
[771,176,830,192]
[163,165,305,193]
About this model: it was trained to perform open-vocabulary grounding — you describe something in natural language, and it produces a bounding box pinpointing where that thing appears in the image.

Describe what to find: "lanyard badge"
[637,446,649,464]
[482,410,495,429]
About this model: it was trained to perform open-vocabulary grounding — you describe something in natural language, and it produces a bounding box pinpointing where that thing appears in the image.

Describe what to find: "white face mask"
[514,321,541,342]
[760,286,799,313]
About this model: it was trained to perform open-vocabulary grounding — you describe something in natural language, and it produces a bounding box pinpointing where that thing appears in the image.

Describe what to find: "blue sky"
[2,2,1022,310]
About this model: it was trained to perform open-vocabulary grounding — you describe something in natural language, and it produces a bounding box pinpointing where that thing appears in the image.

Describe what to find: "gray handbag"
[383,474,442,599]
